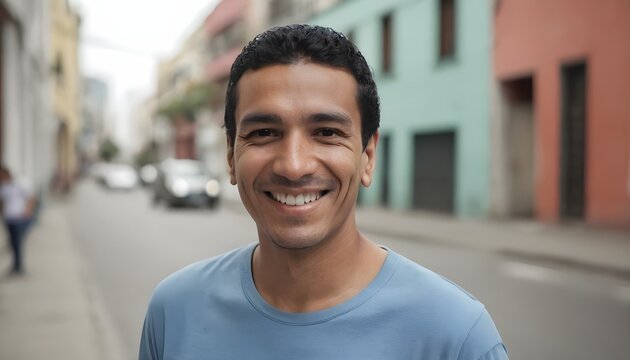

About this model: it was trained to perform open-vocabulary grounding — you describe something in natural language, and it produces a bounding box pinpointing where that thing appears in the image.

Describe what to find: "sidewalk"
[223,191,630,276]
[0,198,124,360]
[356,206,630,278]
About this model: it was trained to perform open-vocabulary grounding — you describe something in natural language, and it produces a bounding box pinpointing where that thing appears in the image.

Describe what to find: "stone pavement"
[0,198,125,360]
[0,196,628,359]
[356,207,630,278]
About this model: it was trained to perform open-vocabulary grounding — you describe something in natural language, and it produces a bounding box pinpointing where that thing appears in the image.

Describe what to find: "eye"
[316,128,337,137]
[250,129,276,137]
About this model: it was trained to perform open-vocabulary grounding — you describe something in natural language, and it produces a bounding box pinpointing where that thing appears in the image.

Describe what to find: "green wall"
[311,0,492,217]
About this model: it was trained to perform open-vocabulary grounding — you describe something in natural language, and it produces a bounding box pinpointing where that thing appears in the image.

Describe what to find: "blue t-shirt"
[140,244,508,359]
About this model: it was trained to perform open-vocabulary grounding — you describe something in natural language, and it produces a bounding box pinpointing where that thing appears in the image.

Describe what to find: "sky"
[70,0,218,155]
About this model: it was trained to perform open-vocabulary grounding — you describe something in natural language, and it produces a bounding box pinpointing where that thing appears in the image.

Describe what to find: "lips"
[266,191,327,206]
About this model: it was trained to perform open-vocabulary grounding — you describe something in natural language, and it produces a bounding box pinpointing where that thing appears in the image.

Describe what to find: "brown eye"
[318,128,336,137]
[254,129,274,137]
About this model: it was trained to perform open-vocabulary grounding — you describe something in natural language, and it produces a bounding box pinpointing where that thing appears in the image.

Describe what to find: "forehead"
[234,62,360,126]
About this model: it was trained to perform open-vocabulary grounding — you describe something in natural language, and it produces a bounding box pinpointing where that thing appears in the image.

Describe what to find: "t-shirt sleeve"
[139,295,166,360]
[477,344,509,360]
[457,308,509,360]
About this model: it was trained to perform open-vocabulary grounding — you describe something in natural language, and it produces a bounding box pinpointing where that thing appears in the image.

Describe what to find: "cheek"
[320,148,363,183]
[233,149,269,184]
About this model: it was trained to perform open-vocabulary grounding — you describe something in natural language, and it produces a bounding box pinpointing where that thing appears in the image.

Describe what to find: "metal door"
[560,62,587,219]
[413,131,456,213]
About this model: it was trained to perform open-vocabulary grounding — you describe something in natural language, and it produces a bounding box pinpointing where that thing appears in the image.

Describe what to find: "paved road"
[68,181,630,360]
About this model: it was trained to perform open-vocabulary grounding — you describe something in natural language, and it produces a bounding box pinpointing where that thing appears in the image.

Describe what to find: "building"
[131,94,160,164]
[493,0,630,228]
[154,20,211,162]
[49,0,81,191]
[311,0,493,217]
[80,76,108,167]
[0,0,55,193]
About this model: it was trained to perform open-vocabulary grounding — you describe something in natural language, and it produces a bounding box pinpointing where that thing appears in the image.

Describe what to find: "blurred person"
[0,166,35,275]
[139,25,508,360]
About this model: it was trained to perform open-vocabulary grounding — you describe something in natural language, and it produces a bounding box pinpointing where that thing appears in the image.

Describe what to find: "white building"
[1,0,55,193]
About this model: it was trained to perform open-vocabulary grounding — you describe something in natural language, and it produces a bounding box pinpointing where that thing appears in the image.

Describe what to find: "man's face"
[228,61,377,250]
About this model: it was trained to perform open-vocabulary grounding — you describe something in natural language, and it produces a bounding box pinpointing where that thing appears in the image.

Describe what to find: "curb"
[220,197,630,279]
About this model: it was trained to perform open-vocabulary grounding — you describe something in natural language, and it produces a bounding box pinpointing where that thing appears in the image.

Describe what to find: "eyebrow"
[307,112,353,128]
[238,113,282,131]
[238,111,354,131]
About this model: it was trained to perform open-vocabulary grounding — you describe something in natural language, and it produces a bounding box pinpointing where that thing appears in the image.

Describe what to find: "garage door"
[413,131,456,213]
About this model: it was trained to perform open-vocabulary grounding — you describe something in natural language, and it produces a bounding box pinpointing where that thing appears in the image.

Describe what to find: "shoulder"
[382,251,507,358]
[388,252,483,314]
[148,244,254,308]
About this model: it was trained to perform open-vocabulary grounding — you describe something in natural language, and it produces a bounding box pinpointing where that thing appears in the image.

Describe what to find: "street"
[68,180,630,360]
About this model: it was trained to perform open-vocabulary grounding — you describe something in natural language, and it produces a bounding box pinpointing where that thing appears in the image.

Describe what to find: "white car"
[98,164,139,191]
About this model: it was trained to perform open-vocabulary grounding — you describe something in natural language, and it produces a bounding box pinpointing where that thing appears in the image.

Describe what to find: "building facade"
[49,0,81,191]
[0,0,55,194]
[80,76,108,167]
[153,18,214,163]
[312,0,493,217]
[493,0,630,228]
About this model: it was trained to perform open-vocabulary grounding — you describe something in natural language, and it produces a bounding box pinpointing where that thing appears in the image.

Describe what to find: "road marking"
[502,261,557,283]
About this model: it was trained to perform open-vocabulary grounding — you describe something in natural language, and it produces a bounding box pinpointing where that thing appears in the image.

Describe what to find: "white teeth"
[275,193,287,204]
[272,192,321,206]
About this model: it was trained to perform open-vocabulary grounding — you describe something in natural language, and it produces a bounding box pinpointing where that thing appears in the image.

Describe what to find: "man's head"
[224,24,380,150]
[225,25,381,250]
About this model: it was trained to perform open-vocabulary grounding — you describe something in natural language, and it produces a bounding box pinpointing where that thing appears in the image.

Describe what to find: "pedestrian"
[0,166,35,275]
[139,24,508,359]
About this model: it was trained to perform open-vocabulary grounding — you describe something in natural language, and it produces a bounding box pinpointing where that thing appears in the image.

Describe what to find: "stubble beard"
[263,217,328,250]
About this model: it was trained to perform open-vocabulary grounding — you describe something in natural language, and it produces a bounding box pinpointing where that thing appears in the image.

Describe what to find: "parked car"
[152,159,220,208]
[96,163,138,191]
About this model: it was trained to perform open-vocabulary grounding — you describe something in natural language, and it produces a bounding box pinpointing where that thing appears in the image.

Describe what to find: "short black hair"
[224,24,380,149]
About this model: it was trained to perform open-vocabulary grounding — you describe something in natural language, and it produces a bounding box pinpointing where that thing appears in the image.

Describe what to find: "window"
[381,13,392,74]
[53,54,64,87]
[439,0,455,60]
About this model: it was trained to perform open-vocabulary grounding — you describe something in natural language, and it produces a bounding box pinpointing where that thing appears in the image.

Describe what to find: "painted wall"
[1,0,54,193]
[49,0,81,190]
[311,0,493,216]
[494,0,630,227]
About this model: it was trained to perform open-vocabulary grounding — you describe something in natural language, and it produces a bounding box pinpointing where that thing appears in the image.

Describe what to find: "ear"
[226,136,237,185]
[361,131,379,187]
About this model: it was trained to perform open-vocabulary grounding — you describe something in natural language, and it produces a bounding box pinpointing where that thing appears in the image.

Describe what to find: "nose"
[272,131,317,181]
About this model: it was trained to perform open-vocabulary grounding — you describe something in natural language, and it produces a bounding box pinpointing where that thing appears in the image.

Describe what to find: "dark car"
[152,159,220,208]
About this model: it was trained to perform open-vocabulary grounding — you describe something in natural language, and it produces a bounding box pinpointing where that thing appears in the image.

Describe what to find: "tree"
[156,82,217,122]
[99,138,119,162]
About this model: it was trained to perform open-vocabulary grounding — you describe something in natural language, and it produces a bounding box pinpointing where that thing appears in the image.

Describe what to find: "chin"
[266,228,328,250]
[270,238,322,250]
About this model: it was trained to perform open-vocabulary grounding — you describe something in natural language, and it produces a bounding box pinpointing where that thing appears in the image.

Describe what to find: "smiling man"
[139,25,508,360]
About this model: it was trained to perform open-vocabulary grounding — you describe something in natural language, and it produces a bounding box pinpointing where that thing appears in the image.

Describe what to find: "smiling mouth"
[265,191,329,206]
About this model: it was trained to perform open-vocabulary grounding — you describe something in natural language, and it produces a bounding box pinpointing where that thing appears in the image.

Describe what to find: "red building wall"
[494,0,630,227]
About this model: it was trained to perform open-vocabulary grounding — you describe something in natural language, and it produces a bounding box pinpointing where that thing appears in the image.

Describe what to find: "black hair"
[224,24,380,149]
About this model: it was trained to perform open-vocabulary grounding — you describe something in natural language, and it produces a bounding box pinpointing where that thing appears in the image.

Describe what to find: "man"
[0,166,35,275]
[140,25,508,359]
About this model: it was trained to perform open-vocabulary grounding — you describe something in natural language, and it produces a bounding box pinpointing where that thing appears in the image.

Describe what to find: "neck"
[252,227,386,313]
